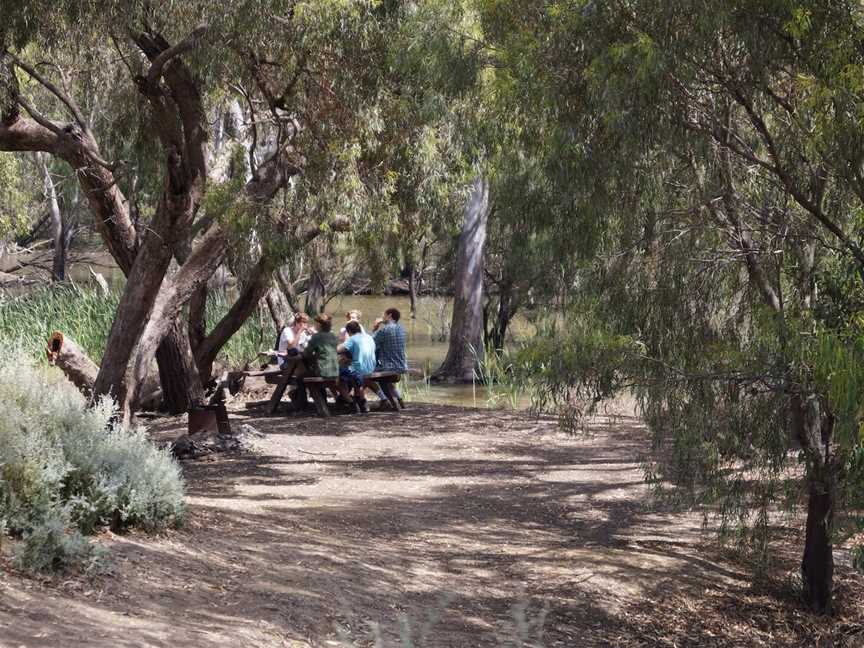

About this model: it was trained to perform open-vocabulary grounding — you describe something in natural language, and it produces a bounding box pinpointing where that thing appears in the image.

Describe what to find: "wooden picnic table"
[303,371,403,417]
[242,358,403,417]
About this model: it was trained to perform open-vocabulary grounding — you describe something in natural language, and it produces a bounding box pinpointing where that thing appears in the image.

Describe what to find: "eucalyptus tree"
[479,0,864,612]
[0,0,416,418]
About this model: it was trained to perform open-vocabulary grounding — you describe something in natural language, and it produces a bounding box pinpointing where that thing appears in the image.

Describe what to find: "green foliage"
[514,303,642,431]
[14,513,101,574]
[464,2,864,593]
[204,289,271,368]
[0,355,184,571]
[0,155,31,241]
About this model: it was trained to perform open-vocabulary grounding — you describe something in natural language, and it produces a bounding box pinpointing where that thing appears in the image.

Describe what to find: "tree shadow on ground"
[3,404,861,647]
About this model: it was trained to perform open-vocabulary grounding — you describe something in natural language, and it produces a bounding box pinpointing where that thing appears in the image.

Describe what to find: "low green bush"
[0,355,185,572]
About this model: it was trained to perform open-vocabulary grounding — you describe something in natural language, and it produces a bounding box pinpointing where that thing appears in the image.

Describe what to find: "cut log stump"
[46,331,99,398]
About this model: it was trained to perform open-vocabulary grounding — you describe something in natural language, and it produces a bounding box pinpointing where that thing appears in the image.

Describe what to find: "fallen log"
[46,331,163,409]
[46,331,99,398]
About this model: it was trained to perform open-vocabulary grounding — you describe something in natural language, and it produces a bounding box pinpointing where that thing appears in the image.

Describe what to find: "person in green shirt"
[303,314,340,378]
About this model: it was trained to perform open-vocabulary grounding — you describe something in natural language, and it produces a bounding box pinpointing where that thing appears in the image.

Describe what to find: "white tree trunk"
[39,155,66,282]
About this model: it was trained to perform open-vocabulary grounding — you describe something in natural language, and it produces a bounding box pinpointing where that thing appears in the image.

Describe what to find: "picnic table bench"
[240,359,403,417]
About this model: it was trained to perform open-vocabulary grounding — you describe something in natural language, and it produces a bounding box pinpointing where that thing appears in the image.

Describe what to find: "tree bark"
[265,288,290,330]
[155,321,204,414]
[275,266,302,313]
[802,471,834,613]
[188,283,208,353]
[304,270,325,315]
[92,196,190,408]
[486,282,517,352]
[121,225,228,421]
[434,177,490,382]
[792,393,835,613]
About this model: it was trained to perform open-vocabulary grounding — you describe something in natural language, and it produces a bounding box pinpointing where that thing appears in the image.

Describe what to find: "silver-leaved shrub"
[0,355,185,571]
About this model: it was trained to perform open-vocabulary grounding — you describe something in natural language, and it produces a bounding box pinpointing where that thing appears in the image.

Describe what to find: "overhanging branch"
[5,51,88,131]
[144,23,208,91]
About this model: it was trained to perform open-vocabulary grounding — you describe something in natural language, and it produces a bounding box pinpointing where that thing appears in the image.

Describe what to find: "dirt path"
[1,403,861,647]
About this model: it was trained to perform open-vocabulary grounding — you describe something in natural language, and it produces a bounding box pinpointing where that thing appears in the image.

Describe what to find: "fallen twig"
[295,448,337,456]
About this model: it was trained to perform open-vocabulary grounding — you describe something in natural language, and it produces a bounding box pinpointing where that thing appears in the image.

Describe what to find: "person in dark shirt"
[372,307,407,408]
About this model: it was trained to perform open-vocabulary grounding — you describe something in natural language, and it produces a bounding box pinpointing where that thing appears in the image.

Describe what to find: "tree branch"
[15,96,63,135]
[143,23,208,91]
[5,51,88,131]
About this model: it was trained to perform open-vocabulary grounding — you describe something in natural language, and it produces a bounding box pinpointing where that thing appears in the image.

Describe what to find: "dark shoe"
[374,400,395,412]
[333,397,354,414]
[397,398,405,409]
[358,398,369,414]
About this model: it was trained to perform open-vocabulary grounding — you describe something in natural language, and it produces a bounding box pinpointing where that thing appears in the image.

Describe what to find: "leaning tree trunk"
[434,177,490,383]
[793,393,835,613]
[194,256,273,382]
[275,266,302,313]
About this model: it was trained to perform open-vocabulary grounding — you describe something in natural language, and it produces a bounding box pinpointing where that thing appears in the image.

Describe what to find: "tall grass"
[0,285,118,361]
[203,290,272,369]
[470,344,526,410]
[0,285,274,369]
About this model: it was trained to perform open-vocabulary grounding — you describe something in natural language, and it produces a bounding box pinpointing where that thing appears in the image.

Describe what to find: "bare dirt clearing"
[1,403,861,647]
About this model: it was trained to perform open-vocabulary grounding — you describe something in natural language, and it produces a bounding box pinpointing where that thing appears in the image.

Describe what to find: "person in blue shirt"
[372,307,407,408]
[337,320,376,413]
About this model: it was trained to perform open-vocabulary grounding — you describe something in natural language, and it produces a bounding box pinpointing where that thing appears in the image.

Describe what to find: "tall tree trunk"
[92,196,191,408]
[40,156,66,282]
[122,225,228,421]
[304,270,325,315]
[265,288,290,330]
[486,282,517,351]
[434,177,490,383]
[792,393,835,613]
[802,470,834,613]
[407,262,418,319]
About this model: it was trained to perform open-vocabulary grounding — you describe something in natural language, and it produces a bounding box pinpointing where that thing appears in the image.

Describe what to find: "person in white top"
[338,309,366,343]
[266,313,315,369]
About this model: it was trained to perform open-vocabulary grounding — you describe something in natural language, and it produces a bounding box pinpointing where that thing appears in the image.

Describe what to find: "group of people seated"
[263,308,407,413]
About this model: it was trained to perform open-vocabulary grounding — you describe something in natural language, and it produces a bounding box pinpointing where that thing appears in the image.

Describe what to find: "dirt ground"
[1,399,862,648]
